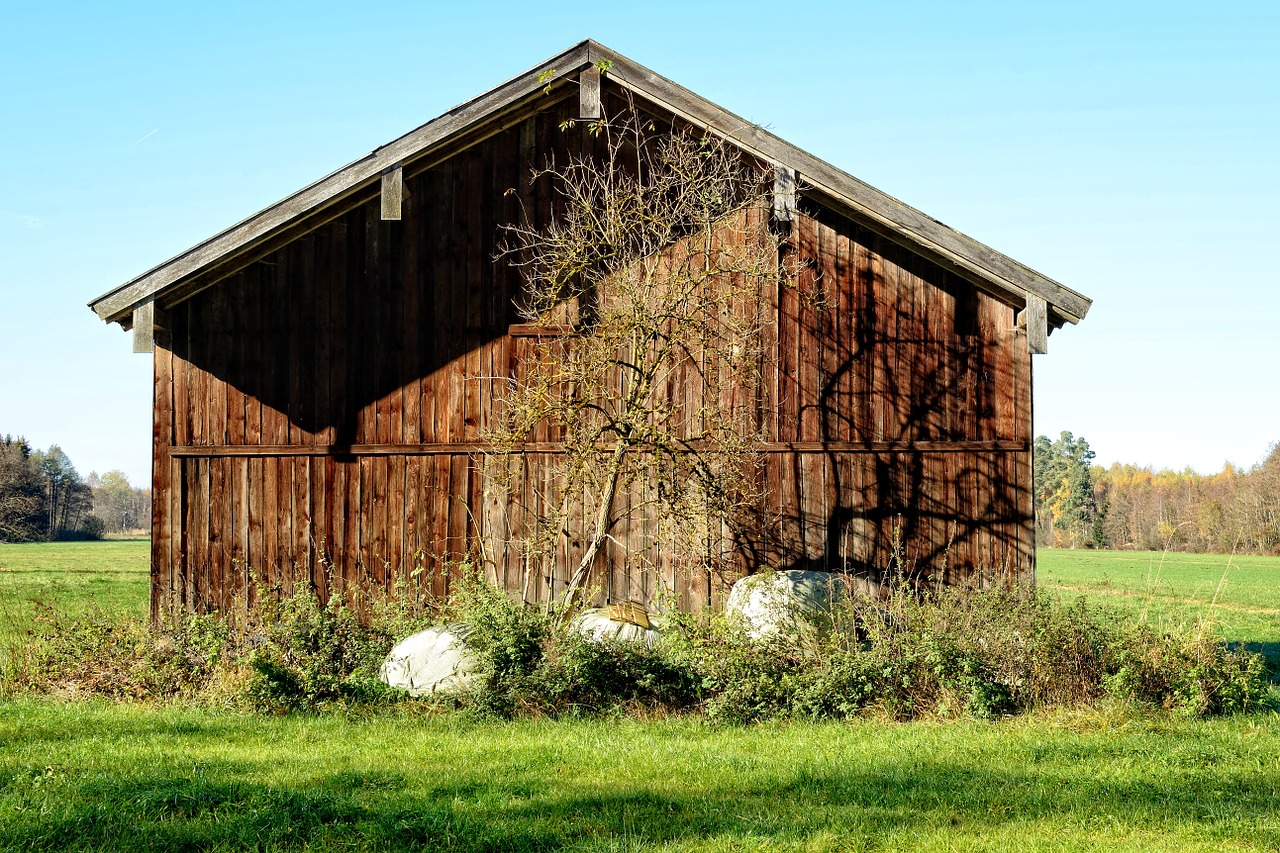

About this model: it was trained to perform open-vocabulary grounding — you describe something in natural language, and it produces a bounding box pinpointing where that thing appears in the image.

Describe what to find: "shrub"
[5,567,1269,720]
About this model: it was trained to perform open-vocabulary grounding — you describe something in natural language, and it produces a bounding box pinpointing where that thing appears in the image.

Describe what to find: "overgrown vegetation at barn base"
[6,568,1268,720]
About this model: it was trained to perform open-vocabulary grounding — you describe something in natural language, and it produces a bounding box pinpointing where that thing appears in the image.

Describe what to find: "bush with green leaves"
[5,566,1270,720]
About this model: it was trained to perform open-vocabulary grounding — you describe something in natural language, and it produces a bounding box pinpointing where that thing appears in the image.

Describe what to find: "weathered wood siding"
[150,96,1033,619]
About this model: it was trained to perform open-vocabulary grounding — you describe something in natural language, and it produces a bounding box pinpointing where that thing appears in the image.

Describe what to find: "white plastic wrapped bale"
[724,570,851,640]
[379,623,480,697]
[572,602,663,647]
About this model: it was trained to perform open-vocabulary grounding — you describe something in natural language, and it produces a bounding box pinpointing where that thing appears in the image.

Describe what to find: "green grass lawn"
[1038,548,1280,668]
[0,540,150,653]
[1,698,1278,852]
[2,543,1279,851]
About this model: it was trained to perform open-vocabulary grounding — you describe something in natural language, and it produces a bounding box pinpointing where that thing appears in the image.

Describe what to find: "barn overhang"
[89,39,1091,350]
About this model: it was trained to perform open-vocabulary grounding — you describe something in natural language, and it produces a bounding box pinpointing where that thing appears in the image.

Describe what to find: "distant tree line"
[1035,432,1280,554]
[0,434,150,543]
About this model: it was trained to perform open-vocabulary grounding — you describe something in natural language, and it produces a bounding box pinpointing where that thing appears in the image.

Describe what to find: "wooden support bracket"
[1017,293,1048,354]
[132,300,163,353]
[579,65,602,120]
[380,164,404,220]
[773,165,797,224]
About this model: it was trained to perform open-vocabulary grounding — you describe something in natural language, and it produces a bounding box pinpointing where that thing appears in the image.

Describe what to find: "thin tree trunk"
[560,440,628,612]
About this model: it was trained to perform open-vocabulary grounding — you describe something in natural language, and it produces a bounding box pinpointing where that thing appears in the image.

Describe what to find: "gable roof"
[88,39,1091,331]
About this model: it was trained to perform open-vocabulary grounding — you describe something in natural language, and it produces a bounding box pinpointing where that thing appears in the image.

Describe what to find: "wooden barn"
[89,41,1091,619]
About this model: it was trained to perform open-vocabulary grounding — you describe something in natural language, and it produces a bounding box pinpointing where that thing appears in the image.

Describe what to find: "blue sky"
[1,0,1277,485]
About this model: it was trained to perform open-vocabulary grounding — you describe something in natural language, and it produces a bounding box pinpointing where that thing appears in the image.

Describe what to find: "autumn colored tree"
[1033,431,1100,548]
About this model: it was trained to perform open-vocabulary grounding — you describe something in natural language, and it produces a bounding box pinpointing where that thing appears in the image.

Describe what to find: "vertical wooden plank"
[427,454,450,598]
[259,257,289,447]
[988,299,1014,445]
[404,455,422,590]
[447,454,469,564]
[325,456,345,598]
[132,300,156,353]
[151,339,173,622]
[827,225,852,443]
[773,165,797,224]
[777,229,799,443]
[329,219,351,449]
[208,457,229,612]
[231,456,249,607]
[344,455,363,600]
[356,203,378,445]
[578,64,601,120]
[261,453,279,590]
[172,322,191,452]
[187,458,209,611]
[292,455,312,593]
[401,179,422,446]
[433,162,456,444]
[187,302,206,447]
[381,164,404,221]
[391,454,408,589]
[243,265,263,447]
[867,235,892,442]
[382,213,403,447]
[795,214,820,443]
[310,456,329,602]
[313,223,334,447]
[247,456,264,592]
[463,147,483,443]
[850,228,873,443]
[207,288,229,448]
[360,456,380,592]
[171,457,187,611]
[302,235,319,446]
[276,456,295,597]
[1023,294,1048,355]
[224,276,247,450]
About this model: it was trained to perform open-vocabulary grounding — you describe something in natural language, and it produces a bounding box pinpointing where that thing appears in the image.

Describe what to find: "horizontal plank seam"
[169,440,1029,457]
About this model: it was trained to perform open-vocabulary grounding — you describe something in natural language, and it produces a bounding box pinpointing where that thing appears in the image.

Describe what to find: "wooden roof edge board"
[89,38,1091,329]
[590,44,1091,324]
[88,40,599,325]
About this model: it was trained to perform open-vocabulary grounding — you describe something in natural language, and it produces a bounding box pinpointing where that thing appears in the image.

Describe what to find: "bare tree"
[486,109,786,611]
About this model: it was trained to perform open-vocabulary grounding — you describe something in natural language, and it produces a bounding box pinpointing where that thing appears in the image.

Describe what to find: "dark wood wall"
[150,96,1033,619]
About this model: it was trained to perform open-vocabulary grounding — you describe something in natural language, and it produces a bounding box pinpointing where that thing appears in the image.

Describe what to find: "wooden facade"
[90,42,1089,619]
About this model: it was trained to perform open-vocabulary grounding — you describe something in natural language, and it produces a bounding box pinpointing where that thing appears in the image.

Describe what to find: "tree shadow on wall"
[731,212,1031,590]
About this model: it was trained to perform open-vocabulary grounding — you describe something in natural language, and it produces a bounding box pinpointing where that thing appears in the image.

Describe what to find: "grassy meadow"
[1038,548,1280,669]
[0,540,149,653]
[1,541,1279,851]
[3,699,1279,852]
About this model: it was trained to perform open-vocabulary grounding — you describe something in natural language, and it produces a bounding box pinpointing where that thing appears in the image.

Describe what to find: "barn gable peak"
[88,39,1090,346]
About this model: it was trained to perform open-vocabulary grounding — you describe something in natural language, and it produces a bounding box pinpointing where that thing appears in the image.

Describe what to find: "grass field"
[2,542,1278,851]
[2,699,1278,852]
[1038,548,1280,668]
[0,540,149,653]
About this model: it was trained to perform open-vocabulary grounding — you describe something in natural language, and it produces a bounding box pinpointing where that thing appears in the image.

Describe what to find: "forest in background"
[0,435,150,542]
[1035,432,1280,554]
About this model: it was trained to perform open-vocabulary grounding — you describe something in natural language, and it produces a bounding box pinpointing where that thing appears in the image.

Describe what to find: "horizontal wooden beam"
[169,439,1029,458]
[507,323,578,337]
[380,164,404,220]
